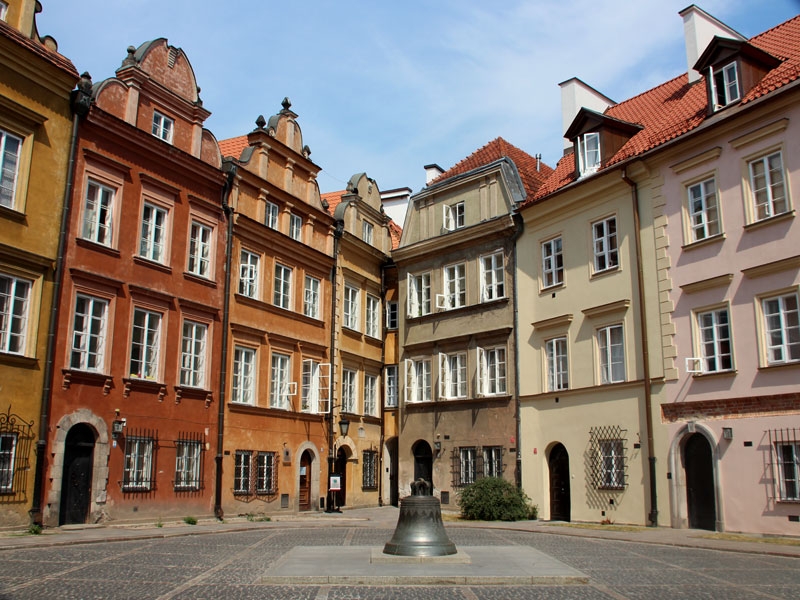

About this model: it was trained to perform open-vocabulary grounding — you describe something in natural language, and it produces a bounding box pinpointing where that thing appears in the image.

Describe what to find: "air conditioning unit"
[435,294,449,310]
[685,357,703,374]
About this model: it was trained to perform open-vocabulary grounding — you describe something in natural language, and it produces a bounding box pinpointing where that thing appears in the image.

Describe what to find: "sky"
[37,0,800,196]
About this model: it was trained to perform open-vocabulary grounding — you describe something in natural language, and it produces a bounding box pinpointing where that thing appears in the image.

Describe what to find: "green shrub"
[183,516,198,525]
[27,523,42,535]
[458,477,536,521]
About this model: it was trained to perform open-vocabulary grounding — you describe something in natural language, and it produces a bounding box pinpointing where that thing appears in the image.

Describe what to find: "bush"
[458,477,537,521]
[183,516,198,525]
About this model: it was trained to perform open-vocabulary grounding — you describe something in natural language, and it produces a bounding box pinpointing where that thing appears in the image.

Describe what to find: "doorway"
[386,437,399,506]
[335,447,348,507]
[548,443,571,521]
[299,450,312,511]
[59,424,95,525]
[412,440,433,492]
[685,432,716,530]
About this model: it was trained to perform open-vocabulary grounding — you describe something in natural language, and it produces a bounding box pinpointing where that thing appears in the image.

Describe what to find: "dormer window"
[152,111,174,144]
[710,61,740,110]
[577,132,601,176]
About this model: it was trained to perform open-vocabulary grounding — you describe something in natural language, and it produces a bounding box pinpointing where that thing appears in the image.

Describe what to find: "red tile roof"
[428,137,553,198]
[530,14,800,203]
[218,135,248,159]
[388,219,403,250]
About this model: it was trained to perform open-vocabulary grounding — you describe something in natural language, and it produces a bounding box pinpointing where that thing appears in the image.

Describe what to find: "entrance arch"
[685,432,716,530]
[412,440,433,492]
[335,446,348,507]
[59,424,96,525]
[548,443,571,521]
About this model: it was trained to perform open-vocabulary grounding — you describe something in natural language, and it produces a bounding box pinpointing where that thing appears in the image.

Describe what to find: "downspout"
[30,73,93,525]
[510,212,524,489]
[621,169,658,527]
[326,219,344,511]
[214,161,236,520]
[377,258,392,506]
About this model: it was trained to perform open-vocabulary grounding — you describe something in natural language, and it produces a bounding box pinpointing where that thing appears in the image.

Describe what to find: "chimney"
[558,78,615,151]
[680,5,745,84]
[424,164,444,185]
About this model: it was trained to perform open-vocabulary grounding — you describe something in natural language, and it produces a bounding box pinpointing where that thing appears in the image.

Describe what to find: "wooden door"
[549,443,571,522]
[299,451,311,511]
[59,424,95,525]
[685,433,716,530]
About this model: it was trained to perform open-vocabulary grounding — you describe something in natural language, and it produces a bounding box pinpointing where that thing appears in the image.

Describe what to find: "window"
[130,308,161,380]
[687,178,720,242]
[384,364,398,407]
[592,216,618,273]
[762,293,799,365]
[0,274,31,355]
[405,358,431,403]
[302,359,329,414]
[273,264,292,310]
[234,450,252,494]
[0,433,16,493]
[600,439,625,489]
[541,237,563,288]
[598,324,625,383]
[366,294,380,338]
[441,263,466,309]
[443,202,465,231]
[749,151,788,221]
[697,308,732,372]
[152,111,174,143]
[364,374,377,416]
[483,446,503,478]
[480,251,505,301]
[232,346,256,405]
[477,347,506,396]
[123,437,154,491]
[180,320,207,388]
[776,442,800,501]
[385,301,398,330]
[459,447,477,486]
[362,221,373,244]
[266,201,279,229]
[0,128,22,208]
[304,276,320,319]
[270,353,292,409]
[175,440,201,491]
[362,450,378,489]
[578,132,601,175]
[546,337,568,392]
[710,61,740,108]
[407,272,431,317]
[439,352,467,399]
[342,368,358,413]
[238,250,259,299]
[344,284,359,330]
[70,294,108,372]
[289,213,302,241]
[187,221,212,278]
[81,180,115,246]
[0,2,8,22]
[256,451,276,494]
[139,202,168,263]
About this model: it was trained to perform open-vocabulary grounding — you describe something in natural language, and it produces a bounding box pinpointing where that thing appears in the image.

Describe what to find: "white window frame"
[542,237,564,288]
[459,447,477,486]
[362,220,374,244]
[234,450,252,494]
[385,301,398,330]
[70,294,108,373]
[404,358,431,404]
[139,201,168,264]
[546,336,569,392]
[439,351,467,399]
[442,262,466,309]
[592,216,618,273]
[0,432,17,493]
[762,292,800,365]
[686,177,720,242]
[129,307,161,380]
[289,213,303,241]
[384,364,398,408]
[578,132,600,175]
[480,250,505,301]
[266,201,279,229]
[696,307,733,373]
[710,61,740,109]
[0,273,31,355]
[187,221,212,278]
[483,446,503,478]
[123,437,154,491]
[749,151,788,222]
[81,179,115,246]
[232,346,256,405]
[238,249,260,299]
[0,128,22,209]
[342,368,358,414]
[270,352,294,410]
[366,294,381,339]
[344,284,360,330]
[599,439,625,489]
[273,263,292,310]
[256,451,276,494]
[477,346,507,396]
[598,324,625,384]
[175,440,201,491]
[302,359,330,414]
[364,374,378,416]
[152,110,174,144]
[180,320,208,389]
[407,272,431,317]
[443,202,465,231]
[304,275,320,319]
[776,442,800,501]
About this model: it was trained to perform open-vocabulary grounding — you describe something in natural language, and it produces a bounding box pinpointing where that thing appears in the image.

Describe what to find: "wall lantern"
[722,427,733,440]
[434,441,442,452]
[338,418,350,438]
[111,418,126,439]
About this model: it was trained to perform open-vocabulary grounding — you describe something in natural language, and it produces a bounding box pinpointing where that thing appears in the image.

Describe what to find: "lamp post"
[326,417,350,513]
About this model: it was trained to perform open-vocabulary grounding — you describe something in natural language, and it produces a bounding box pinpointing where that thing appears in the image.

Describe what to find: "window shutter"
[438,352,447,399]
[477,347,486,396]
[407,273,418,317]
[404,359,413,404]
[318,363,330,414]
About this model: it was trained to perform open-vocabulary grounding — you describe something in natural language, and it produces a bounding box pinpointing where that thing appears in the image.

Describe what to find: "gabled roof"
[428,137,553,197]
[528,14,800,204]
[0,18,78,80]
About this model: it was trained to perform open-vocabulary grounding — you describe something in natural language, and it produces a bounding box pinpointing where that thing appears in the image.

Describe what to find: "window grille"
[0,407,34,496]
[122,429,158,492]
[450,446,505,488]
[362,450,378,489]
[234,449,279,497]
[769,428,800,501]
[589,425,627,490]
[173,431,205,491]
[256,451,278,495]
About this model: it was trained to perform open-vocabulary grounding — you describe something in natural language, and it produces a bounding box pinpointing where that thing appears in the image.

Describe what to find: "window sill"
[133,256,172,274]
[62,369,113,394]
[540,283,564,295]
[0,352,38,368]
[183,271,217,288]
[75,237,121,258]
[174,386,213,407]
[0,204,26,223]
[681,232,725,251]
[590,265,620,280]
[691,369,737,379]
[123,378,167,401]
[758,361,800,372]
[744,210,795,232]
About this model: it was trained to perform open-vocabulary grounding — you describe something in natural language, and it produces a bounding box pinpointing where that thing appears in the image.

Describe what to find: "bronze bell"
[383,478,457,556]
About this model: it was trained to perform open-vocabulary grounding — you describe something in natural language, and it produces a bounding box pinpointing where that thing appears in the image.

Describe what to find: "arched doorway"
[412,440,433,492]
[548,443,570,521]
[335,447,348,507]
[684,432,716,530]
[299,450,313,511]
[59,424,95,525]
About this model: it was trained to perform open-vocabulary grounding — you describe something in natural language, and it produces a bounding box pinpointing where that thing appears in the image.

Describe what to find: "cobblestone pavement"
[1,511,799,599]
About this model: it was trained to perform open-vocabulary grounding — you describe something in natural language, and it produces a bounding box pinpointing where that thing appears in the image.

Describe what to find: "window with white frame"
[301,359,327,414]
[443,202,465,231]
[696,308,732,373]
[266,201,279,229]
[0,128,22,208]
[151,111,174,143]
[364,374,377,416]
[289,213,302,241]
[273,263,292,310]
[480,251,505,301]
[256,451,276,494]
[139,202,168,263]
[344,284,360,330]
[546,337,568,392]
[0,273,31,355]
[600,439,625,489]
[405,358,431,403]
[477,346,506,396]
[366,294,380,338]
[578,132,601,175]
[441,263,466,309]
[384,364,398,407]
[385,301,398,330]
[598,324,625,384]
[762,292,799,365]
[362,221,373,244]
[70,294,108,372]
[232,346,256,405]
[776,441,800,501]
[542,237,564,288]
[0,433,17,493]
[592,216,618,273]
[123,437,154,491]
[362,450,378,489]
[304,275,320,319]
[187,221,212,278]
[749,151,788,221]
[483,446,503,478]
[175,440,201,491]
[439,352,467,399]
[81,180,115,246]
[180,320,207,388]
[238,250,259,299]
[269,353,293,409]
[129,307,161,380]
[710,61,740,109]
[687,178,720,242]
[234,450,252,494]
[342,368,358,413]
[459,447,477,486]
[407,272,431,317]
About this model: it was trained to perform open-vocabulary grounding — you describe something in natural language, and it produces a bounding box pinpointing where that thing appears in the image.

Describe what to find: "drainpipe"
[510,212,524,489]
[214,161,236,520]
[326,219,344,511]
[377,258,392,507]
[621,169,658,527]
[30,73,93,526]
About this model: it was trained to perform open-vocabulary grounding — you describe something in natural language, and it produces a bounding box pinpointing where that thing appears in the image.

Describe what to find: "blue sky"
[38,1,799,195]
